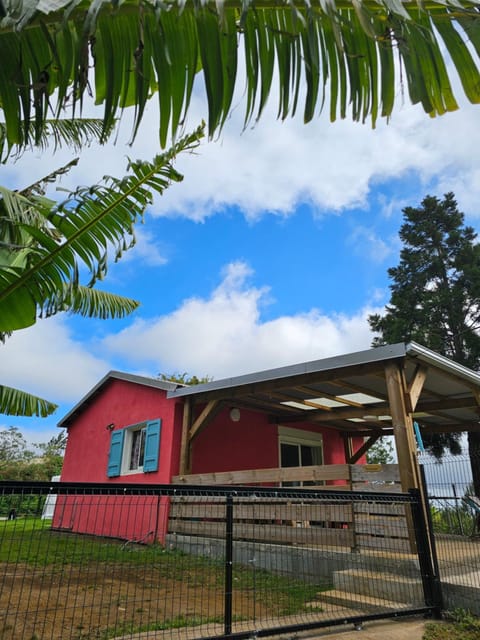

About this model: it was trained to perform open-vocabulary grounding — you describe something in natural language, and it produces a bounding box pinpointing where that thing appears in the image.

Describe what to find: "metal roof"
[167,342,480,436]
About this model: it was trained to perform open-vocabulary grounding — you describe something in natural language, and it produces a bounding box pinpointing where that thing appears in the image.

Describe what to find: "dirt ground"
[0,562,274,640]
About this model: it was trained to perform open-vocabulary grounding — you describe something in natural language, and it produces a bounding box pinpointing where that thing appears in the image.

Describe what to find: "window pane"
[129,429,146,470]
[280,443,300,467]
[301,444,322,466]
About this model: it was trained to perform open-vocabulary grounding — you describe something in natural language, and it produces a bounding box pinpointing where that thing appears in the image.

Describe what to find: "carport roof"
[167,342,480,436]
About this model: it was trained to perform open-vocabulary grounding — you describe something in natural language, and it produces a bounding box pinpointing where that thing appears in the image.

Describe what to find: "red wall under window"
[190,407,356,474]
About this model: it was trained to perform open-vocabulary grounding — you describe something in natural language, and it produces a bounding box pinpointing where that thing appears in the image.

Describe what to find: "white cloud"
[102,261,380,379]
[120,226,168,267]
[346,226,395,263]
[0,317,111,404]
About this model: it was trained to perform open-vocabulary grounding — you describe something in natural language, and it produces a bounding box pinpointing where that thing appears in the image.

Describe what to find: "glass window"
[107,419,161,477]
[129,428,146,471]
[278,426,323,486]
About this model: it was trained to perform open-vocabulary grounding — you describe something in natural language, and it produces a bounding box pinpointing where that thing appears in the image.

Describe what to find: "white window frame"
[278,426,324,485]
[122,423,147,475]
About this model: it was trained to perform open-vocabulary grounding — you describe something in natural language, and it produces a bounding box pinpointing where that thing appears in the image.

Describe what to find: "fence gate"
[0,481,441,640]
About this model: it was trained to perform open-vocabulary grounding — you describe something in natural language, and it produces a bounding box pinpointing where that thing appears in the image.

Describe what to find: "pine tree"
[369,193,480,495]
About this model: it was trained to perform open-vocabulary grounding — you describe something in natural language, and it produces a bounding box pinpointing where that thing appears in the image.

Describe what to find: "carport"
[171,341,480,492]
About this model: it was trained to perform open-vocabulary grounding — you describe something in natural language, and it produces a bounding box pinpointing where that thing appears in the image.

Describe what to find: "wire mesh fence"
[0,482,436,640]
[419,453,480,614]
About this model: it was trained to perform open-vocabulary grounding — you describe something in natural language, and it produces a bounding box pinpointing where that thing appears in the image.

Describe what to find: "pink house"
[55,342,480,543]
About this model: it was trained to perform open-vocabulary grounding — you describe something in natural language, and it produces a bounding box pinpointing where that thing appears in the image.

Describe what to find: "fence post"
[224,495,234,636]
[409,488,443,618]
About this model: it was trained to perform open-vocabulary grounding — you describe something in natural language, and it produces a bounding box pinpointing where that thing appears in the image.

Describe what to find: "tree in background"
[158,373,213,386]
[366,438,395,465]
[369,193,480,495]
[0,426,66,480]
[0,126,204,418]
[0,427,67,515]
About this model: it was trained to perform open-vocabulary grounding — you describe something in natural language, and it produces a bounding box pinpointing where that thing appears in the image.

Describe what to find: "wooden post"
[384,362,420,491]
[343,436,354,464]
[385,361,424,553]
[179,398,192,476]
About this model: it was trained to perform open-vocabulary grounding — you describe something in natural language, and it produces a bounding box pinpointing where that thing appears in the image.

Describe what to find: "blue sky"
[2,72,480,447]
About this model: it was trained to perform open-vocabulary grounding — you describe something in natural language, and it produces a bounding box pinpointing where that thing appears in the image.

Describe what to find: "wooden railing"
[172,463,350,487]
[170,464,413,554]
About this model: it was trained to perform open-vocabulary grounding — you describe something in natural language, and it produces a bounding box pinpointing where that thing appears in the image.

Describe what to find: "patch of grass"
[423,609,480,640]
[230,565,326,615]
[0,518,173,566]
[99,614,231,639]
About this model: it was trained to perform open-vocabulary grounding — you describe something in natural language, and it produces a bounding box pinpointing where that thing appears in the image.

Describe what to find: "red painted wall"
[55,379,184,542]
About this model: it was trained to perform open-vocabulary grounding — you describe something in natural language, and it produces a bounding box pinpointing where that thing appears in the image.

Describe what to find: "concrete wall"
[166,534,421,583]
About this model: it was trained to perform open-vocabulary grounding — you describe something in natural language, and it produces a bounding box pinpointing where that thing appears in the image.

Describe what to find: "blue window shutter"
[143,419,161,473]
[107,430,125,477]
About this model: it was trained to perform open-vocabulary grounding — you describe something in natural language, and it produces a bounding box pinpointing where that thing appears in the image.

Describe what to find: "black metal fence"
[0,481,439,640]
[420,453,480,615]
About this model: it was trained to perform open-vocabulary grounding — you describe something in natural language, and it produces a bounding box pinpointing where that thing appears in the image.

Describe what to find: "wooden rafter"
[293,385,366,408]
[189,400,223,442]
[406,365,428,412]
[349,435,381,465]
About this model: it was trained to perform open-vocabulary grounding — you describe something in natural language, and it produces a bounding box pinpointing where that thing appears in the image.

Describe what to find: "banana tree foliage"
[2,0,480,149]
[0,117,116,163]
[0,384,58,417]
[0,125,204,416]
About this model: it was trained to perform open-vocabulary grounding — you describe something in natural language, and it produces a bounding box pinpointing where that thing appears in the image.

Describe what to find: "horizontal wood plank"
[168,520,354,547]
[354,503,407,516]
[351,465,400,483]
[170,502,353,522]
[356,534,412,554]
[173,464,350,485]
[354,516,409,537]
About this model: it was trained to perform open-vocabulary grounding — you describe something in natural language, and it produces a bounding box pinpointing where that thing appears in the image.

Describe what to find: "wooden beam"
[295,393,480,424]
[349,435,381,465]
[343,436,354,463]
[407,365,428,412]
[421,422,480,434]
[345,429,394,438]
[300,404,390,422]
[330,378,389,403]
[417,396,479,412]
[188,400,222,442]
[179,398,192,476]
[384,361,420,491]
[267,390,333,411]
[293,386,366,408]
[473,389,480,406]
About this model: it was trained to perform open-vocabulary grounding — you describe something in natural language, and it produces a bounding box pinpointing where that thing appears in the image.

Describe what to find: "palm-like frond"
[1,0,480,147]
[0,118,116,163]
[0,384,58,417]
[0,124,204,332]
[42,283,140,319]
